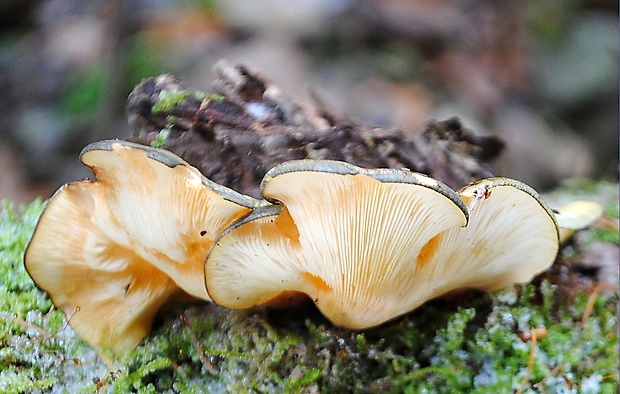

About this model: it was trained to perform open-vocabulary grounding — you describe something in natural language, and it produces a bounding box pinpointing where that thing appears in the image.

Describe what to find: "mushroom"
[205,160,469,329]
[25,140,256,352]
[413,178,560,294]
[552,200,603,243]
[205,162,560,330]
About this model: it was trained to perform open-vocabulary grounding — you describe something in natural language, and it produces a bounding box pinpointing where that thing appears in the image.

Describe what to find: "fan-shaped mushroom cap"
[78,140,257,298]
[205,160,469,329]
[25,140,256,352]
[414,178,559,296]
[25,182,179,352]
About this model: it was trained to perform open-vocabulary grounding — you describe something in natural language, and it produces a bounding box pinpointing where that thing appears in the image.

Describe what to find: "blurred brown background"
[0,0,617,203]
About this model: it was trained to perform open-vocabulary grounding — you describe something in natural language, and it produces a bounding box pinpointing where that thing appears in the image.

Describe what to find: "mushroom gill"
[25,140,257,352]
[79,140,257,299]
[205,160,469,329]
[24,181,180,353]
[411,178,560,297]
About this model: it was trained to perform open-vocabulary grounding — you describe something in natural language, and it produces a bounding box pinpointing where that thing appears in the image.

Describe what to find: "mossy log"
[1,63,616,392]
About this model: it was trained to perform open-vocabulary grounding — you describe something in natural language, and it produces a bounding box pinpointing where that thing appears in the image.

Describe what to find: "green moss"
[604,204,619,219]
[204,93,225,102]
[152,91,189,114]
[150,128,170,149]
[585,227,619,245]
[151,90,222,115]
[0,200,112,392]
[1,187,618,392]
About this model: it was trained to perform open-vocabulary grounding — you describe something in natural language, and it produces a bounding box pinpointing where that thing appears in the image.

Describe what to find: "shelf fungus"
[25,140,562,350]
[24,140,256,353]
[205,161,560,330]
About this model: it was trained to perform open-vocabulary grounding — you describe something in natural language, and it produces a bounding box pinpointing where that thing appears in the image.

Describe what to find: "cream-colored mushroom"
[414,178,560,294]
[205,162,560,330]
[205,160,469,329]
[25,140,256,352]
[25,182,180,352]
[78,140,257,299]
[552,200,603,243]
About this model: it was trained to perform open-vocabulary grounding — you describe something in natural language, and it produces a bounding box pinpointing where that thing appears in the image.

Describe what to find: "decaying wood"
[127,63,504,198]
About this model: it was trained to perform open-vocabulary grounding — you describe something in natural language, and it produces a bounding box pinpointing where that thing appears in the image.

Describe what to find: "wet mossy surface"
[1,181,618,393]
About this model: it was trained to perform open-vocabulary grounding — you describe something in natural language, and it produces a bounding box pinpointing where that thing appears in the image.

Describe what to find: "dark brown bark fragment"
[127,64,503,198]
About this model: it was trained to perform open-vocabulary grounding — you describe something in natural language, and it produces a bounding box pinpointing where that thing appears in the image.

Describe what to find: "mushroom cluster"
[25,140,565,354]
